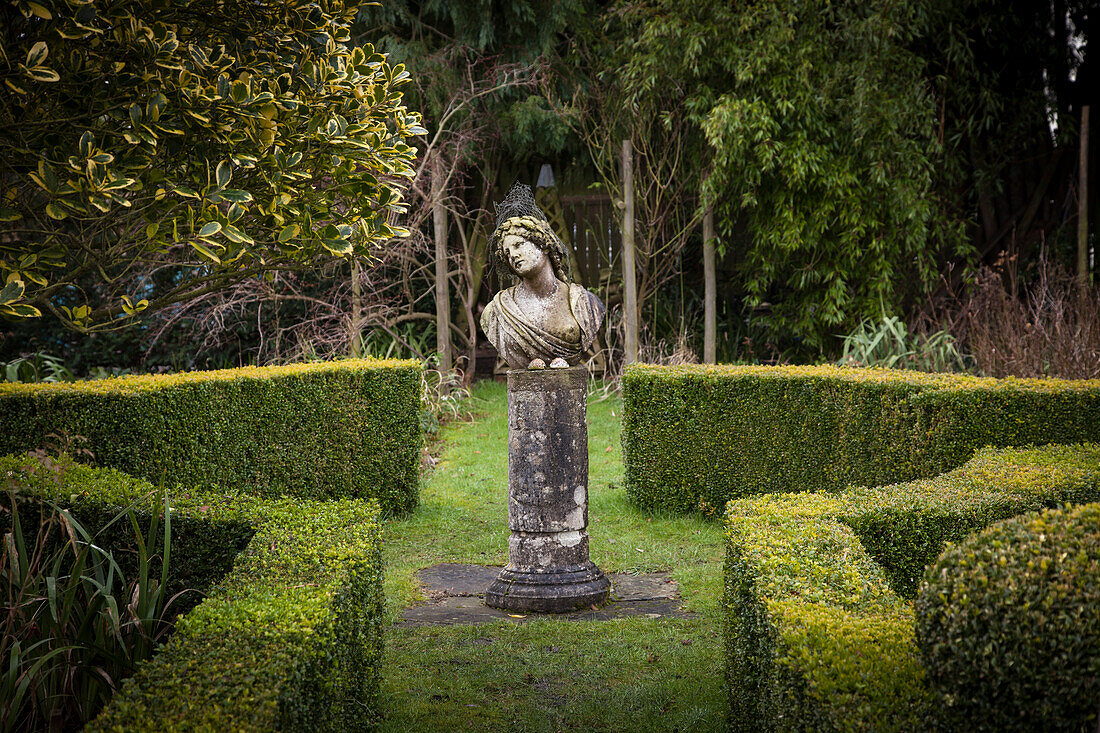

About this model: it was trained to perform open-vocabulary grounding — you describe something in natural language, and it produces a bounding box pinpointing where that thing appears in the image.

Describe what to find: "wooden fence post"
[622,139,638,365]
[434,165,452,372]
[703,208,716,364]
[350,259,363,358]
[1078,104,1091,283]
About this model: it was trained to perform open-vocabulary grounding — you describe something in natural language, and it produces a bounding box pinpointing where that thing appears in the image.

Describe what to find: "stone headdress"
[488,183,571,284]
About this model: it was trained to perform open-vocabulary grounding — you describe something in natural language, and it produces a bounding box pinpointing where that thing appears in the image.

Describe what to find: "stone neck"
[519,266,561,299]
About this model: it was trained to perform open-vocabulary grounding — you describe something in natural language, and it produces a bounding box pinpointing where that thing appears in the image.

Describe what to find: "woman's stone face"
[501,233,547,277]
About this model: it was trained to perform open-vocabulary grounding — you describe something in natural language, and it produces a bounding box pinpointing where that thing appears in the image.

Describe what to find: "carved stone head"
[489,214,570,284]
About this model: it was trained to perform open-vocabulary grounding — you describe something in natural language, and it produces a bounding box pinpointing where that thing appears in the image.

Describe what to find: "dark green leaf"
[215,160,232,189]
[26,41,48,66]
[190,241,222,263]
[217,188,252,203]
[0,278,25,304]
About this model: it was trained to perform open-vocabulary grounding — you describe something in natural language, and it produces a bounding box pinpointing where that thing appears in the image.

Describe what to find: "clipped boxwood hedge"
[624,364,1100,513]
[0,359,421,515]
[724,444,1100,732]
[916,503,1100,732]
[3,453,385,731]
[841,443,1100,597]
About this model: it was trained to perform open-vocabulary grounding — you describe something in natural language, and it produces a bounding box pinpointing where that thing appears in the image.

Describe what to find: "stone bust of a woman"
[480,186,604,370]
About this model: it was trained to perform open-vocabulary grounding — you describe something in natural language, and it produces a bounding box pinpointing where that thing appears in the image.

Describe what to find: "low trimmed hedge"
[0,359,421,515]
[916,503,1100,732]
[841,443,1100,597]
[625,364,1100,513]
[3,454,385,731]
[723,444,1100,732]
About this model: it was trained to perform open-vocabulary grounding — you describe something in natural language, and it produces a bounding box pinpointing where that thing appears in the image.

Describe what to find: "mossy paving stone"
[399,563,693,626]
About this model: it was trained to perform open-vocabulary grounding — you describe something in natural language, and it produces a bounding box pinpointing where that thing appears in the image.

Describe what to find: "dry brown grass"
[924,260,1100,379]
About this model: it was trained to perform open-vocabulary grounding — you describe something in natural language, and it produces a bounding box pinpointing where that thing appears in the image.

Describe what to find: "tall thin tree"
[622,139,639,364]
[433,164,452,372]
[703,208,717,363]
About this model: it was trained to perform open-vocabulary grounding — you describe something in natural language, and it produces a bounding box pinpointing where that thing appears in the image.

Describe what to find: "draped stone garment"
[481,283,605,369]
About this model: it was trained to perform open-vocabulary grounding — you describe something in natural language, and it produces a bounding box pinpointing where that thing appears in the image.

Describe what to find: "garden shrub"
[0,0,422,330]
[723,444,1100,732]
[624,363,1100,514]
[2,476,188,729]
[915,503,1100,732]
[0,359,421,515]
[841,443,1100,597]
[2,454,385,731]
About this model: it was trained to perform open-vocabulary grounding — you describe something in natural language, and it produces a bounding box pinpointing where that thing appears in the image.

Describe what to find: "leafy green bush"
[1,483,186,730]
[724,492,932,732]
[624,363,1100,514]
[0,359,422,514]
[916,503,1100,732]
[0,0,423,328]
[723,444,1100,732]
[837,315,966,372]
[3,453,385,731]
[0,352,74,383]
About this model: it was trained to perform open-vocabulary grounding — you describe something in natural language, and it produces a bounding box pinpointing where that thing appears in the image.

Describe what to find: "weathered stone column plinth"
[485,367,610,613]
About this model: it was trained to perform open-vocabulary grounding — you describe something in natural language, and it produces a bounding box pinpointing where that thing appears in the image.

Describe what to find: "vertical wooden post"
[703,208,716,364]
[622,139,638,365]
[349,258,363,358]
[1078,105,1091,282]
[434,166,452,373]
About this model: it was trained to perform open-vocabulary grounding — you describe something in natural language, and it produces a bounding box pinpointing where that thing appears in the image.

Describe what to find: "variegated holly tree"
[0,0,425,330]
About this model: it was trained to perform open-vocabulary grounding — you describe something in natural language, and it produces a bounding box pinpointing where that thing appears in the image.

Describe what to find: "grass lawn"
[378,380,728,731]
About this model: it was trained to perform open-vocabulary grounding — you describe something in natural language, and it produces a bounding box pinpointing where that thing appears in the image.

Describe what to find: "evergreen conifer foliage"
[0,0,425,330]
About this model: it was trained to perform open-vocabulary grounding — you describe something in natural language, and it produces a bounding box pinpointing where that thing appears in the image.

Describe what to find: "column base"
[484,561,610,613]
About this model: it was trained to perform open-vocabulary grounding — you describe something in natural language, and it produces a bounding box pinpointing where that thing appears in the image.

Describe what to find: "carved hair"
[489,215,571,284]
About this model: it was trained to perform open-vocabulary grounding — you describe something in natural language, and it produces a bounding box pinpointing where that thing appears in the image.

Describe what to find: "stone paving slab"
[397,563,692,627]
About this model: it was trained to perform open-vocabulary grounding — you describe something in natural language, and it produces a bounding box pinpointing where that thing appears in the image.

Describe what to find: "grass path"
[378,381,727,731]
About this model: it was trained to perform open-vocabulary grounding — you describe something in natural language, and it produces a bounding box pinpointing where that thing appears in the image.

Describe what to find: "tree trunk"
[622,139,638,365]
[703,208,716,364]
[433,166,452,372]
[1079,105,1091,282]
[349,258,363,358]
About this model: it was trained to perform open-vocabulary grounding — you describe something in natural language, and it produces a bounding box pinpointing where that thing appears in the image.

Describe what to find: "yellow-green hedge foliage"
[916,503,1100,732]
[0,359,421,514]
[842,444,1100,597]
[723,444,1100,732]
[4,453,385,731]
[624,364,1100,513]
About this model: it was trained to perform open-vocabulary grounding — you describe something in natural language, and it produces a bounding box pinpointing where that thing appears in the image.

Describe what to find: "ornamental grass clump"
[2,452,387,730]
[837,315,967,372]
[915,503,1100,732]
[1,474,189,731]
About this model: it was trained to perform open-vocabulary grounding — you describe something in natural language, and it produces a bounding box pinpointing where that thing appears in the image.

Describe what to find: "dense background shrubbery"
[920,261,1100,379]
[2,0,1093,378]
